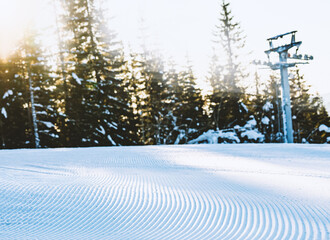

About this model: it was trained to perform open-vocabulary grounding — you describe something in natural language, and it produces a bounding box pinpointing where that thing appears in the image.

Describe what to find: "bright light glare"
[0,0,40,58]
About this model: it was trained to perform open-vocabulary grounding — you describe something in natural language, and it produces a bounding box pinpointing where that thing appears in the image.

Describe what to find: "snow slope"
[0,145,329,239]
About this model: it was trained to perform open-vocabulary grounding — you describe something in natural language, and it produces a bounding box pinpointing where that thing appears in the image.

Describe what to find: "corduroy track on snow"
[0,145,329,239]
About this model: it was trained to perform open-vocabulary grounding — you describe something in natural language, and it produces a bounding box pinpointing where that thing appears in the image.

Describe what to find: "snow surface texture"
[0,145,329,239]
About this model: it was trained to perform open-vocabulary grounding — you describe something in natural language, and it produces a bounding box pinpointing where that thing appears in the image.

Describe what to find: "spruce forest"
[0,0,329,149]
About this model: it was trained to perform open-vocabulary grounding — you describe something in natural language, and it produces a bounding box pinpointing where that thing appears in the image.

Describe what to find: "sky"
[0,0,329,109]
[106,0,330,108]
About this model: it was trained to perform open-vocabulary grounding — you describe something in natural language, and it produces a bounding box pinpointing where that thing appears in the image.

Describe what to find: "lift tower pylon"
[264,31,302,143]
[253,31,312,143]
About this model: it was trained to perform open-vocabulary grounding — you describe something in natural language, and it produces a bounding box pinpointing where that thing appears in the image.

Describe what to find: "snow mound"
[261,116,270,125]
[241,129,265,141]
[262,101,273,111]
[0,145,329,239]
[319,124,330,133]
[189,129,240,144]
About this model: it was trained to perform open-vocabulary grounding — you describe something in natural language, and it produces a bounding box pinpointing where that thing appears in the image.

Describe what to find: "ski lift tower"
[264,31,312,143]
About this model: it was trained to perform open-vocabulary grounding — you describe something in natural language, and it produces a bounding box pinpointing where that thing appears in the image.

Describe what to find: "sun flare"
[0,0,40,58]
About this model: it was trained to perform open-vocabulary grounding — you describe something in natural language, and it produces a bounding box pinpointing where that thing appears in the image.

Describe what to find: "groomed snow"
[0,145,329,239]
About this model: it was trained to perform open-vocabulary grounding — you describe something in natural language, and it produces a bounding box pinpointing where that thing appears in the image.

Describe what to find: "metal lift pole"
[279,51,293,143]
[264,31,303,143]
[254,31,312,143]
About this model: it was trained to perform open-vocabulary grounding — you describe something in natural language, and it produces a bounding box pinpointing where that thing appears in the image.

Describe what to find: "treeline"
[0,0,329,149]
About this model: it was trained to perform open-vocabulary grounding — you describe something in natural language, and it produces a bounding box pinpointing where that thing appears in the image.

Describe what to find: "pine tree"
[59,0,136,146]
[207,1,248,131]
[125,18,174,145]
[217,1,245,91]
[170,61,207,144]
[141,51,172,145]
[0,31,58,148]
[255,69,330,143]
[163,60,181,144]
[248,72,263,127]
[0,58,30,148]
[260,73,283,142]
[124,52,147,145]
[22,32,59,148]
[206,52,222,130]
[289,69,330,143]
